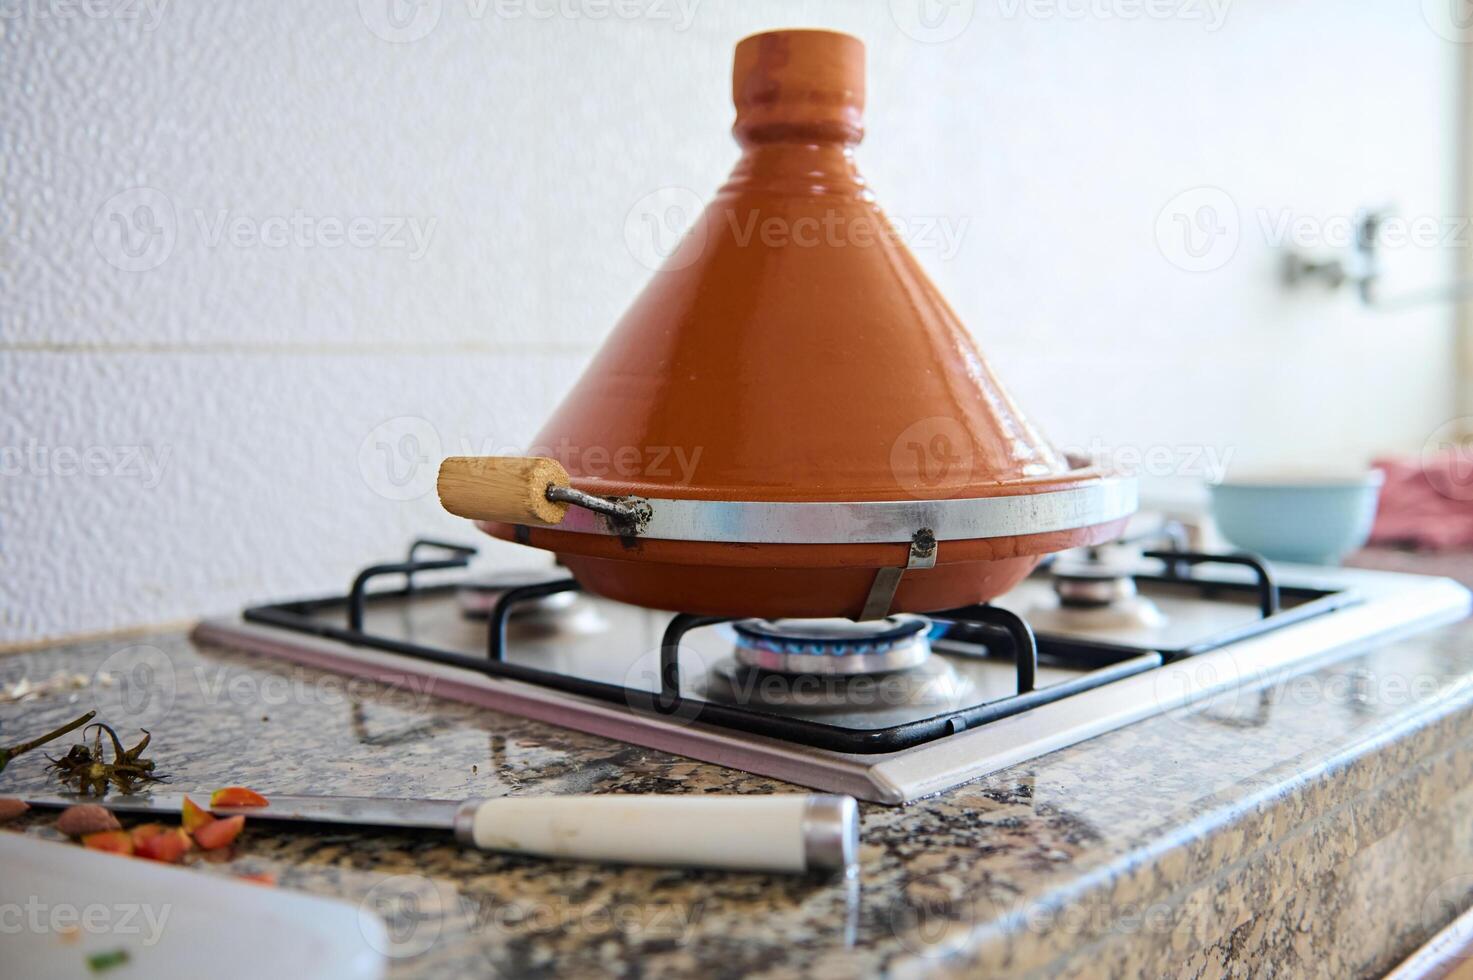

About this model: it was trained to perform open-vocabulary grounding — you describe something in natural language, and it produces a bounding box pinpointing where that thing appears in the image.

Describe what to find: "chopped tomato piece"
[130,824,192,851]
[181,795,214,833]
[135,828,190,863]
[237,871,276,886]
[128,823,167,848]
[210,787,268,808]
[81,831,134,856]
[193,814,245,850]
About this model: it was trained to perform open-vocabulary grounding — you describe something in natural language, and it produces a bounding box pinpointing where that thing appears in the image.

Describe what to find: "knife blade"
[24,792,462,831]
[22,791,858,875]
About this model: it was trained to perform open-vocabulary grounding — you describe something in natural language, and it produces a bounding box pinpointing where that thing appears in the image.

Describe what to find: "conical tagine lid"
[531,29,1085,504]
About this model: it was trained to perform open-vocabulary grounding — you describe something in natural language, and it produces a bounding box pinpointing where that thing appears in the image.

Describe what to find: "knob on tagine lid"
[528,28,1079,504]
[440,29,1135,620]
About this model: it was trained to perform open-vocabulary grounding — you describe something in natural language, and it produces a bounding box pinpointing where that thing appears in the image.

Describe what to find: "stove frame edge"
[192,567,1471,805]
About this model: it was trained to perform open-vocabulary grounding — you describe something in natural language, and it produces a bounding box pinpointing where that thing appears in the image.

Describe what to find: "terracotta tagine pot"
[437,28,1135,619]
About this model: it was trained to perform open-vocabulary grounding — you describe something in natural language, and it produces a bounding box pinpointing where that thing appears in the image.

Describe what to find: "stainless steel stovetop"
[194,542,1470,804]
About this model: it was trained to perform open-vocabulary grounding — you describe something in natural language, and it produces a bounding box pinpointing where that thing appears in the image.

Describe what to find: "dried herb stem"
[0,709,97,773]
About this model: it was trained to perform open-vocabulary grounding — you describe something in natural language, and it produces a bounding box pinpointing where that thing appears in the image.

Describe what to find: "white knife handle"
[453,794,857,874]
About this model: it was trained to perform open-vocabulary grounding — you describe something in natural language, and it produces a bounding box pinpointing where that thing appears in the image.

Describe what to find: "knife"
[22,791,858,875]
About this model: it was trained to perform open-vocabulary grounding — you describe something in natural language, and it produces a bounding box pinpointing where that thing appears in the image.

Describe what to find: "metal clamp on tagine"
[437,29,1136,620]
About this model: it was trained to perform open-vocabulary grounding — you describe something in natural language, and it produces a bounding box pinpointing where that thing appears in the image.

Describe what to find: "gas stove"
[193,537,1470,804]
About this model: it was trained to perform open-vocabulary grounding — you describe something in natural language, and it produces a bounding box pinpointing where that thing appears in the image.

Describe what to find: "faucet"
[1282,208,1473,310]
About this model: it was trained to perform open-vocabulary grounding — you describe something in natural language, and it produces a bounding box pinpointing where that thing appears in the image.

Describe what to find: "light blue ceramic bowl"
[1208,471,1385,566]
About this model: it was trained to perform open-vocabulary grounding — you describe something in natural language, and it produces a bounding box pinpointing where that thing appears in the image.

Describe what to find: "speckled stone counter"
[4,615,1473,977]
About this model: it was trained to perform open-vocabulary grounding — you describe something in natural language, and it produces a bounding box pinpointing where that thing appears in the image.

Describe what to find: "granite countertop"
[4,612,1473,977]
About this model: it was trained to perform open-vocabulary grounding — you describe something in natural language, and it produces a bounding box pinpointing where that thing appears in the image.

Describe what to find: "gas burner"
[704,655,972,715]
[730,615,934,675]
[1053,565,1139,608]
[458,570,606,637]
[1033,554,1166,630]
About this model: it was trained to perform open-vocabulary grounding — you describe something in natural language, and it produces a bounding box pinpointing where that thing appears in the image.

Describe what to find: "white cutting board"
[0,833,387,979]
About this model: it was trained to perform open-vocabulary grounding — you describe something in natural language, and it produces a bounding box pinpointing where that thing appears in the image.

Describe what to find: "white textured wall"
[1,0,1463,643]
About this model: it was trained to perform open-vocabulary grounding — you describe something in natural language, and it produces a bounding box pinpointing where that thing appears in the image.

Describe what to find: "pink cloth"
[1369,454,1473,551]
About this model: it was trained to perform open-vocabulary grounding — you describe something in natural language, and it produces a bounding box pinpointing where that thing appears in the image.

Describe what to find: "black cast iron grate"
[241,539,1350,754]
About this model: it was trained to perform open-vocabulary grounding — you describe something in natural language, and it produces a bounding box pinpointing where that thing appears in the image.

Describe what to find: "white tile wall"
[1,0,1464,643]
